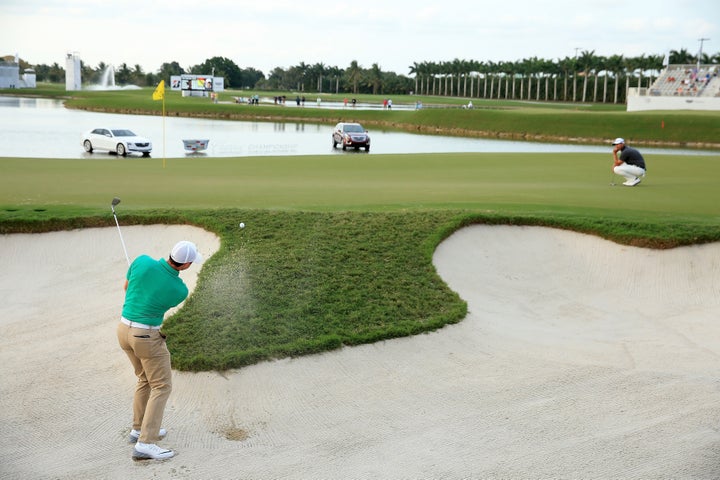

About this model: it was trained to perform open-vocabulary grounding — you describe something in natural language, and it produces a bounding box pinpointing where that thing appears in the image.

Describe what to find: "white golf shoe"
[132,441,175,460]
[623,177,642,187]
[129,427,167,443]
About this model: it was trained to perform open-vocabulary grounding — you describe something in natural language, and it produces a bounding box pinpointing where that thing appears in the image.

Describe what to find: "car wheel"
[342,144,347,151]
[332,138,337,148]
[365,145,370,152]
[83,140,93,153]
[142,152,151,157]
[116,144,127,156]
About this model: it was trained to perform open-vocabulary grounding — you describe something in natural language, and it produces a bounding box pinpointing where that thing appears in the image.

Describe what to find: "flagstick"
[152,80,167,168]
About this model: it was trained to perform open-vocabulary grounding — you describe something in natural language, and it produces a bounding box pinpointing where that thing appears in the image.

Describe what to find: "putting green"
[1,152,718,216]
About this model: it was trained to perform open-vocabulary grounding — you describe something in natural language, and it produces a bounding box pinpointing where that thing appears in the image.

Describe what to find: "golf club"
[111,197,131,265]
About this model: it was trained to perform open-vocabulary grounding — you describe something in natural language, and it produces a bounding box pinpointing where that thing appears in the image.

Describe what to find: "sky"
[1,0,718,76]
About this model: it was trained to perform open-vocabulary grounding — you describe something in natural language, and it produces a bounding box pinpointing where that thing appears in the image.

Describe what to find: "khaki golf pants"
[117,322,172,444]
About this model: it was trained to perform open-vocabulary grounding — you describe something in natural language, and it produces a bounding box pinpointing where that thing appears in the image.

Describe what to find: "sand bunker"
[2,224,720,479]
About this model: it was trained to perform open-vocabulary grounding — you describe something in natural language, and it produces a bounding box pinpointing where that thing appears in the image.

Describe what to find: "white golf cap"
[612,137,625,145]
[171,241,202,264]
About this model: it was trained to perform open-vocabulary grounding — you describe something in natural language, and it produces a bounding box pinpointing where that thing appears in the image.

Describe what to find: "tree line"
[14,48,720,104]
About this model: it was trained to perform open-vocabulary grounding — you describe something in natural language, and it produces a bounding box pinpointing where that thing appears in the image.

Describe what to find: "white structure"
[627,64,720,111]
[20,69,36,88]
[0,54,36,89]
[65,52,81,91]
[0,62,20,88]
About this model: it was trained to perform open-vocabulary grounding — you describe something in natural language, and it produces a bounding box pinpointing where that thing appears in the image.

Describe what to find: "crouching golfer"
[612,137,646,186]
[117,240,202,460]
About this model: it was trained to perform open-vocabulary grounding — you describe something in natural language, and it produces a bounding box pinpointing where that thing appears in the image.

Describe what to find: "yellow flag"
[152,80,165,101]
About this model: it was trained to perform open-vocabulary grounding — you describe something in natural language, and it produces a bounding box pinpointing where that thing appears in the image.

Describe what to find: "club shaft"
[112,210,131,266]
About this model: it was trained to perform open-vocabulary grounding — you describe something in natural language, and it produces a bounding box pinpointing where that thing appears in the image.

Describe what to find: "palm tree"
[450,58,461,97]
[310,62,326,92]
[635,54,650,90]
[570,57,579,101]
[557,57,573,101]
[409,62,420,95]
[577,50,596,102]
[457,59,472,97]
[439,60,451,96]
[604,55,625,104]
[623,56,642,101]
[473,61,485,97]
[346,60,362,94]
[553,60,565,101]
[324,66,343,94]
[500,61,516,100]
[299,61,311,91]
[523,57,544,101]
[592,55,607,103]
[488,62,502,99]
[425,61,438,96]
[426,61,436,95]
[467,60,482,98]
[115,63,132,85]
[482,61,496,99]
[540,58,557,101]
[131,64,145,86]
[669,48,695,64]
[368,63,382,94]
[645,54,665,87]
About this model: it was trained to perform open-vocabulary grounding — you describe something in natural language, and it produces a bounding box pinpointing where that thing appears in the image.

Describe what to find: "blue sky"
[1,0,718,75]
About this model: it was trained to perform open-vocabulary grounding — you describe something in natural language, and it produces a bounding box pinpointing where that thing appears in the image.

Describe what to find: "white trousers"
[614,163,646,182]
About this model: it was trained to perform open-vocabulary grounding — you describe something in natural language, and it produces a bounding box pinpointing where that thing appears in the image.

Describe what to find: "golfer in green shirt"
[117,240,202,460]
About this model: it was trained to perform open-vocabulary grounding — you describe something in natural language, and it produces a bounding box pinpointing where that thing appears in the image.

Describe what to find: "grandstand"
[649,64,720,97]
[627,64,720,111]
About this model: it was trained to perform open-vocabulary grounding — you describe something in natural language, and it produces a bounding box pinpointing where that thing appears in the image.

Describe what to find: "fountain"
[99,65,116,89]
[86,65,140,90]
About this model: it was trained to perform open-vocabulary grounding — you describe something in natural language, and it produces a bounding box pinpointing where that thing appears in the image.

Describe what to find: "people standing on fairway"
[117,240,202,460]
[612,138,646,186]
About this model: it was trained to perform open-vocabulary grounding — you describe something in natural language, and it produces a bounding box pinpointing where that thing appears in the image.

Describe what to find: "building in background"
[65,52,81,91]
[0,54,36,89]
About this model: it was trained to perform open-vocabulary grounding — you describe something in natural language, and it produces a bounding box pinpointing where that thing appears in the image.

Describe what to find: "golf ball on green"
[239,222,245,228]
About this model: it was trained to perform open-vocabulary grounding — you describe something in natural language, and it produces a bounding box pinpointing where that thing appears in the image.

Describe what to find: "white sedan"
[81,128,152,156]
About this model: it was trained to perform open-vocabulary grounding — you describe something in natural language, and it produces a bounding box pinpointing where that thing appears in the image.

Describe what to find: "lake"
[0,96,712,159]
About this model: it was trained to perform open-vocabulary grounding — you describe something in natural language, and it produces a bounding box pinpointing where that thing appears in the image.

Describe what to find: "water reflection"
[1,97,66,109]
[0,96,716,159]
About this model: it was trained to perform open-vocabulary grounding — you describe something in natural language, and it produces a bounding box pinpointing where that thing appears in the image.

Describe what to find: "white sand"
[2,224,720,479]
